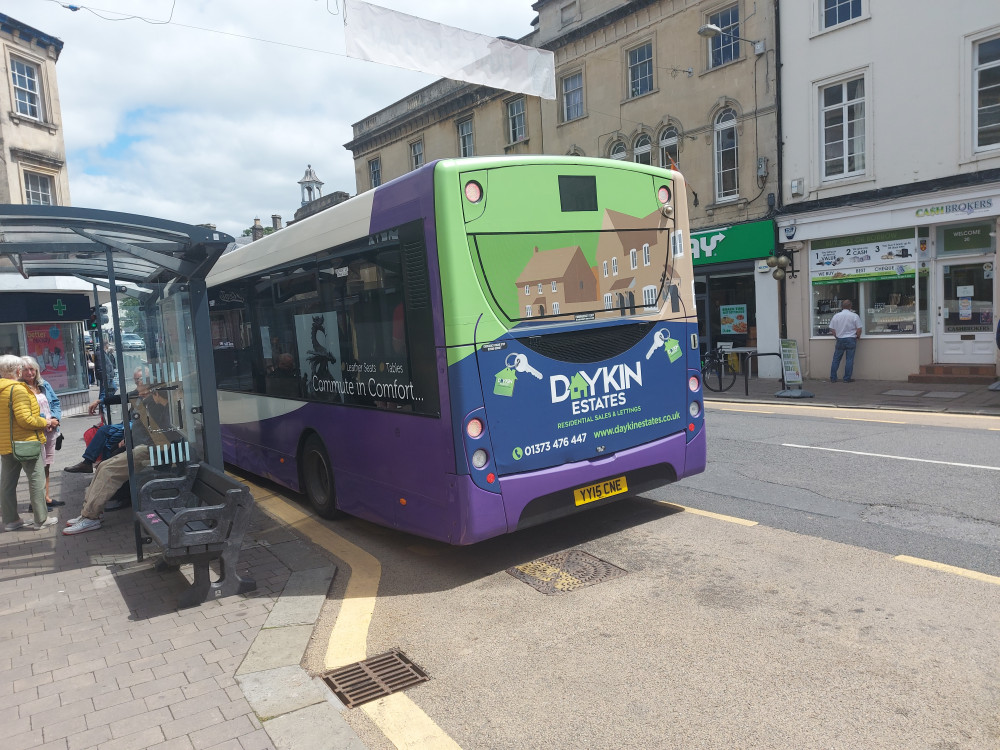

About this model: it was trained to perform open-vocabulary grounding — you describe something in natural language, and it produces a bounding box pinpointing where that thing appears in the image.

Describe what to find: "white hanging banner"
[345,1,556,100]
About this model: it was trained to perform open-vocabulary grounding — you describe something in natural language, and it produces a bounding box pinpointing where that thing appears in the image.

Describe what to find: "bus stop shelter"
[0,204,235,562]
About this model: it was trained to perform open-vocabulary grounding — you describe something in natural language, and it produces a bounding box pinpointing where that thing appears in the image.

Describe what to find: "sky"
[6,0,540,237]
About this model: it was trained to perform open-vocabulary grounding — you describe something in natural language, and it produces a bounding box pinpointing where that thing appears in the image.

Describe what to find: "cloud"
[7,0,538,236]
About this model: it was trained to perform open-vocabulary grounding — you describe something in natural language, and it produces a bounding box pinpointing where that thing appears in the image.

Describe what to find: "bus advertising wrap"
[478,324,691,475]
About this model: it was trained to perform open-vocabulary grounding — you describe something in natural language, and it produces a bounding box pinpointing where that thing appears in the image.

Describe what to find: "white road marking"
[782,444,1000,472]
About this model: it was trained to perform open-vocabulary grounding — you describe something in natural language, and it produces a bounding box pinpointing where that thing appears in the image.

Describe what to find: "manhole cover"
[507,549,627,594]
[321,649,429,709]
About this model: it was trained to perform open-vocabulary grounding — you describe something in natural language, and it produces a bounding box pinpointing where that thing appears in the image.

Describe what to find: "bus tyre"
[301,435,343,519]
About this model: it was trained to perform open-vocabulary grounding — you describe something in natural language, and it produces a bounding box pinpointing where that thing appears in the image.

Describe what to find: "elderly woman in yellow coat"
[1,354,59,531]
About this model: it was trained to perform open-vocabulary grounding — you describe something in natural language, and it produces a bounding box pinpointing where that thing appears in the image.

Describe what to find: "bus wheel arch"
[299,432,343,519]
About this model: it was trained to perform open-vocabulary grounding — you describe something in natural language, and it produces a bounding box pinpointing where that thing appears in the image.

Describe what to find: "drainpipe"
[774,0,787,340]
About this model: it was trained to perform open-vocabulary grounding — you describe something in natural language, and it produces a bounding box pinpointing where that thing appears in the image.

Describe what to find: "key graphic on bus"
[510,353,543,379]
[646,329,682,363]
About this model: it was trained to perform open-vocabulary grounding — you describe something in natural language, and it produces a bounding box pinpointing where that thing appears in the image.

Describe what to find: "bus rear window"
[558,175,598,212]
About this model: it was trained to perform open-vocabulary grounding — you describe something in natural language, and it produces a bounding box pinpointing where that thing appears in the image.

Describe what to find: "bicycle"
[701,348,737,392]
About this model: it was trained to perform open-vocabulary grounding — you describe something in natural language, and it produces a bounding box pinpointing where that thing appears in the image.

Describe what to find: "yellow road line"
[248,484,463,749]
[656,501,757,526]
[895,555,1000,586]
[711,407,775,414]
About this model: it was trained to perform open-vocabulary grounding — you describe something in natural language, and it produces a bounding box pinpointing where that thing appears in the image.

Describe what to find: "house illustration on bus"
[510,209,690,320]
[594,209,685,316]
[515,245,598,317]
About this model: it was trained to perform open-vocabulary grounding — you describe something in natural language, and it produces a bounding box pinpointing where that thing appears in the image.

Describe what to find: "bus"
[207,156,705,544]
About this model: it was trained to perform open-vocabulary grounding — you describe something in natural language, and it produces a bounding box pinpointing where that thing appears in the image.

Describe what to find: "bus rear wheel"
[301,435,343,519]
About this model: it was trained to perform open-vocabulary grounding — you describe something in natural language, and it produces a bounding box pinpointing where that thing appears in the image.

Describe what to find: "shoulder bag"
[8,385,42,462]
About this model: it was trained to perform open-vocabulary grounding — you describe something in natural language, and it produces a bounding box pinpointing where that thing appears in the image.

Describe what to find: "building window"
[604,293,613,310]
[633,134,652,165]
[609,141,627,160]
[630,248,638,270]
[643,243,651,266]
[561,2,577,26]
[508,98,526,143]
[538,283,543,294]
[525,305,532,318]
[551,281,558,292]
[368,158,381,188]
[553,302,560,314]
[458,119,475,157]
[11,58,42,120]
[612,257,618,275]
[628,43,653,98]
[562,72,584,122]
[525,284,530,296]
[10,58,42,120]
[975,36,1000,151]
[823,0,861,29]
[714,108,739,201]
[602,261,608,277]
[822,76,866,178]
[708,6,740,69]
[659,126,679,169]
[410,140,424,170]
[24,172,52,205]
[643,285,657,308]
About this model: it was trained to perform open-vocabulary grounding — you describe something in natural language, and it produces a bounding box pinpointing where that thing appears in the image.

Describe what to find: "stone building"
[0,13,70,206]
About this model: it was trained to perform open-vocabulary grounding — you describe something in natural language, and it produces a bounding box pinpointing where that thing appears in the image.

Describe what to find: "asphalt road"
[294,403,1000,749]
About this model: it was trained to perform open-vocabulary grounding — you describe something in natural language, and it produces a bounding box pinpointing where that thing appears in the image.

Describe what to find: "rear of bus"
[435,157,705,538]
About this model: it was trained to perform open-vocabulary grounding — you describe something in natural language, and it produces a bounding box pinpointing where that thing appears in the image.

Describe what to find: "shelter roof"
[0,204,233,287]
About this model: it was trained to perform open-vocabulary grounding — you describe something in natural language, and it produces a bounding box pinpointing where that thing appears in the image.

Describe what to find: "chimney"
[251,217,264,241]
[271,215,283,231]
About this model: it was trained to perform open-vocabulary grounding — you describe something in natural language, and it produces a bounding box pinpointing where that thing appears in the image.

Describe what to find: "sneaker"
[62,518,101,535]
[47,500,66,509]
[843,378,854,383]
[28,517,58,531]
[64,461,94,474]
[65,515,84,526]
[830,378,838,383]
[3,519,25,532]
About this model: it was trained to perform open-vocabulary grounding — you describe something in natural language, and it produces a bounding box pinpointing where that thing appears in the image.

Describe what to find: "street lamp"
[697,23,766,55]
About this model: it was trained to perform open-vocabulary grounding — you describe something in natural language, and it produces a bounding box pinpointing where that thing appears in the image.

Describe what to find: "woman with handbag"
[20,356,65,511]
[1,354,58,531]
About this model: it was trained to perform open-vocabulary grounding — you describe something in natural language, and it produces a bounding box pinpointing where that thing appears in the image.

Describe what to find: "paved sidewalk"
[1,406,362,750]
[705,375,1000,416]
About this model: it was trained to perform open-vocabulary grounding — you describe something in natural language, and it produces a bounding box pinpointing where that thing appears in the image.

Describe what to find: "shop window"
[0,324,22,356]
[862,278,918,335]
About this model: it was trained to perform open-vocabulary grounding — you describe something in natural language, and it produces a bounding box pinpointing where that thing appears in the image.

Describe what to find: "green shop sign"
[690,220,774,265]
[942,223,993,253]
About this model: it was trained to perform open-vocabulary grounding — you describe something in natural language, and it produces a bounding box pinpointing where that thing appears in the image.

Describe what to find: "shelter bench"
[136,462,256,608]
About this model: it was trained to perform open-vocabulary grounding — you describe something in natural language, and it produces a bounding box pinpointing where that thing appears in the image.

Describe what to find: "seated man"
[63,376,174,536]
[66,366,151,474]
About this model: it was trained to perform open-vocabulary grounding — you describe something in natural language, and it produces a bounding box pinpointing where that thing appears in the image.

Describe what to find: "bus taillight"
[657,185,672,204]
[466,418,484,438]
[465,181,483,203]
[688,375,701,392]
[472,449,489,469]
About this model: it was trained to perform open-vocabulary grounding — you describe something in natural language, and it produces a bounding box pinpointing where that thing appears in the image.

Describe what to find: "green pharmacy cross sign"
[52,299,67,316]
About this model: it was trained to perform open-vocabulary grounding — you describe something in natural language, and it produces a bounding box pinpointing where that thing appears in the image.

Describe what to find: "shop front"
[781,191,998,381]
[0,290,93,404]
[691,219,780,377]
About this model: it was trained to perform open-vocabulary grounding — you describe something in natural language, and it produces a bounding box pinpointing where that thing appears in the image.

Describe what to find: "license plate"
[573,475,628,506]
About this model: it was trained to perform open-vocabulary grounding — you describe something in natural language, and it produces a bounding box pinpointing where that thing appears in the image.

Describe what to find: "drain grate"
[507,549,627,595]
[321,649,429,709]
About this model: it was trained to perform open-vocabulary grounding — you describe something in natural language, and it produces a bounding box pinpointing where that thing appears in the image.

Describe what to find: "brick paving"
[0,410,336,750]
